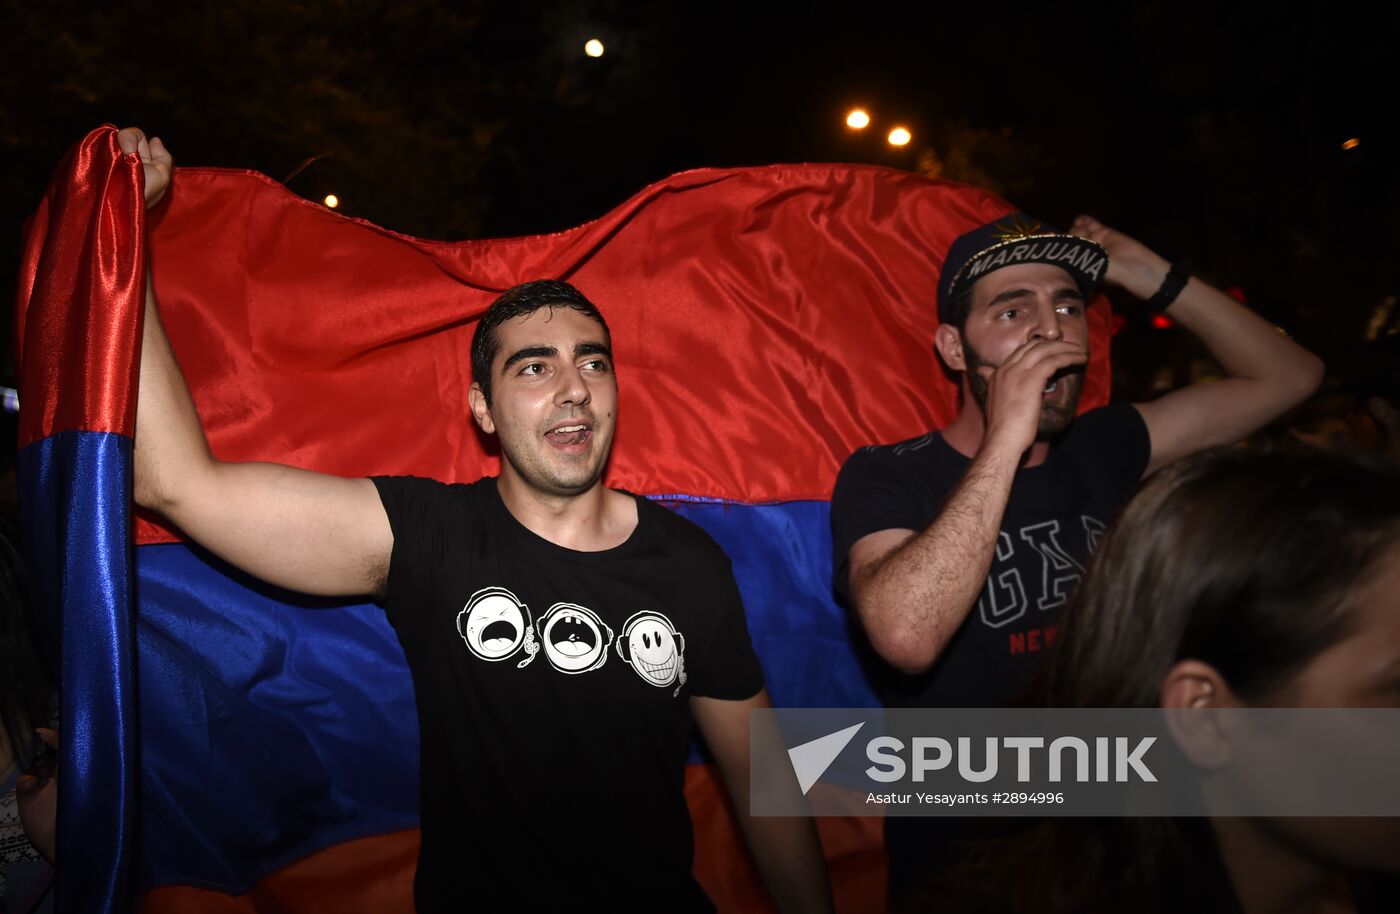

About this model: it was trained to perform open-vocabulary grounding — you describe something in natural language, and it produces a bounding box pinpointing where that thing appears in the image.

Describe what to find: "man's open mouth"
[1043,366,1083,396]
[546,424,591,446]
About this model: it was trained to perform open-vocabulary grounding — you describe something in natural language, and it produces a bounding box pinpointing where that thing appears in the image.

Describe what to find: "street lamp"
[846,109,870,130]
[887,127,912,147]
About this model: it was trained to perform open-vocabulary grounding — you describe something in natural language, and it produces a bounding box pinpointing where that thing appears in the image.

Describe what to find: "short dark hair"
[470,280,610,405]
[945,283,976,333]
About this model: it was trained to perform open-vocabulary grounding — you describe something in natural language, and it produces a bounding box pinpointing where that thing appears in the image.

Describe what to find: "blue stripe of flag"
[19,431,137,914]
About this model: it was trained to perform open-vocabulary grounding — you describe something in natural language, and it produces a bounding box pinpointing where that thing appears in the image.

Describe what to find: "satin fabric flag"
[21,126,1116,913]
[14,128,145,914]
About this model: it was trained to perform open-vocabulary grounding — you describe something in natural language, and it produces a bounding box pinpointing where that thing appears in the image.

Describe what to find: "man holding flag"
[121,127,832,914]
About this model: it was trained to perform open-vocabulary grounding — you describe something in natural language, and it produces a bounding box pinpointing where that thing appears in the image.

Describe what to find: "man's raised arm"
[125,127,392,597]
[1070,215,1324,473]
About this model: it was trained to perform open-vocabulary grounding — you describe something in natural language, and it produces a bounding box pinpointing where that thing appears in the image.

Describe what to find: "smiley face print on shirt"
[616,611,688,695]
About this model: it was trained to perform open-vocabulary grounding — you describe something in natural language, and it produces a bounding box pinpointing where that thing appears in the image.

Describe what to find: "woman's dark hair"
[1042,446,1400,708]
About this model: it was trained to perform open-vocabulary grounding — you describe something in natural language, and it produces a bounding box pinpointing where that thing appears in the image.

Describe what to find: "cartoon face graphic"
[536,603,613,674]
[458,587,533,662]
[617,611,686,690]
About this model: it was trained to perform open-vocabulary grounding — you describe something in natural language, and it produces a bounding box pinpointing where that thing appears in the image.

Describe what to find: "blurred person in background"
[0,523,56,914]
[906,447,1400,914]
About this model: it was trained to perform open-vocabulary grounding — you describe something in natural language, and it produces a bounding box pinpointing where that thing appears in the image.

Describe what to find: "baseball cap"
[938,212,1108,324]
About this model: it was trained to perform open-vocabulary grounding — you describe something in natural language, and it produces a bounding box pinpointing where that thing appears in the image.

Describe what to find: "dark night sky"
[4,1,1398,401]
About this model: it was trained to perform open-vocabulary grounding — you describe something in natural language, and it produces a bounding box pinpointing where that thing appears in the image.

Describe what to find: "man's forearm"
[1125,259,1323,472]
[1108,243,1321,393]
[1077,214,1325,470]
[738,815,834,914]
[719,701,834,914]
[856,441,1021,674]
[133,275,219,515]
[1165,276,1322,391]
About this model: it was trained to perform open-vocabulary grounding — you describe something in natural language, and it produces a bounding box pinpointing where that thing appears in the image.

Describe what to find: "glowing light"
[887,127,912,147]
[1342,137,1360,150]
[323,194,339,209]
[846,109,870,129]
[584,39,605,57]
[1150,314,1175,330]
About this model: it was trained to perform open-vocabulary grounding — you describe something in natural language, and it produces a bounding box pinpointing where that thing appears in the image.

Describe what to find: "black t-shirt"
[372,476,764,913]
[831,403,1150,709]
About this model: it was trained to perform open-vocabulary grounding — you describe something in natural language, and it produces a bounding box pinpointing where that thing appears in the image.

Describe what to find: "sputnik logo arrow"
[787,722,865,795]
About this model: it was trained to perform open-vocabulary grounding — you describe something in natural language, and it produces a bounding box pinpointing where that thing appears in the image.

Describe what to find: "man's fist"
[117,127,172,210]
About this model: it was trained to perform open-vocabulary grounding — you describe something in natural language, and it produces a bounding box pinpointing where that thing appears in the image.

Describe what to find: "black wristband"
[1145,263,1190,313]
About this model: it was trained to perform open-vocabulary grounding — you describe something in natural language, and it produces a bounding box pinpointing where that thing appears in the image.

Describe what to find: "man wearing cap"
[830,212,1322,897]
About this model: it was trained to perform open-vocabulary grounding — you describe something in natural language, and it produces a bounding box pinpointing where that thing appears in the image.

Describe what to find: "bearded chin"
[962,341,1083,442]
[1036,403,1074,439]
